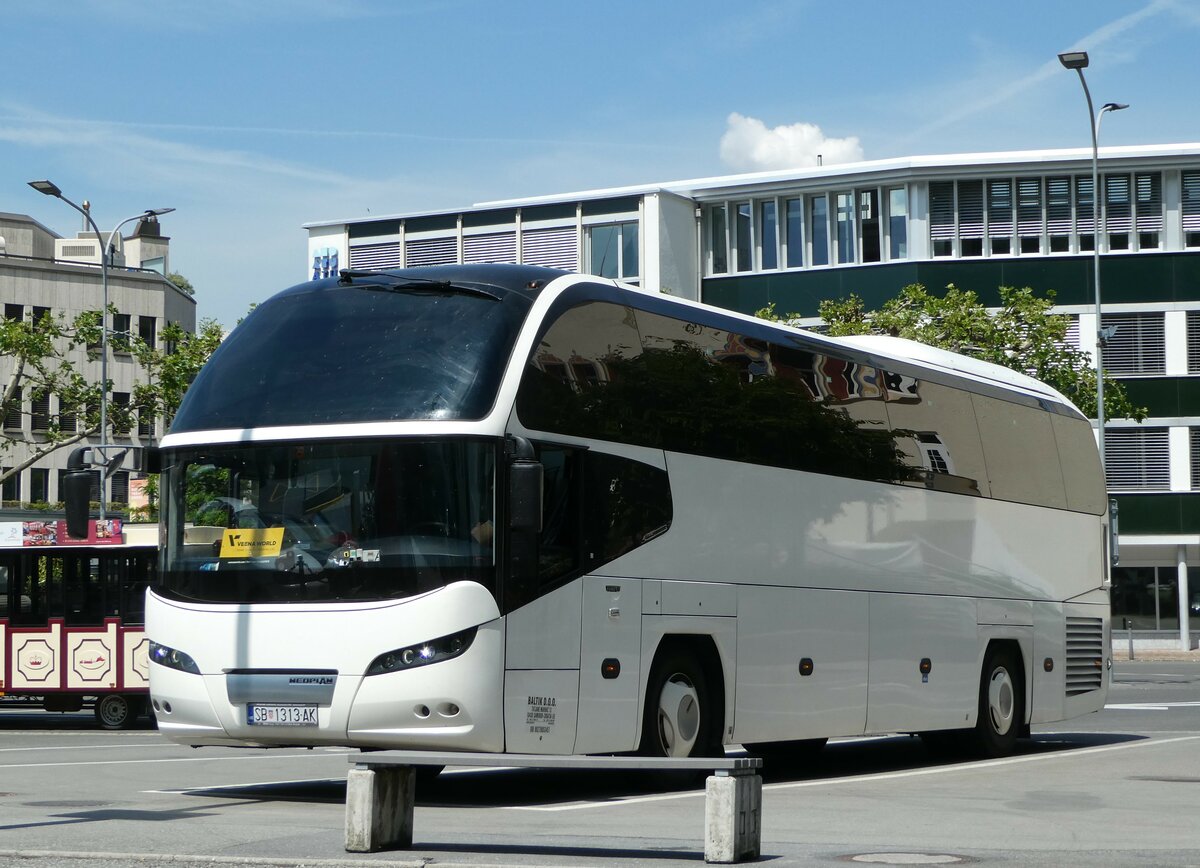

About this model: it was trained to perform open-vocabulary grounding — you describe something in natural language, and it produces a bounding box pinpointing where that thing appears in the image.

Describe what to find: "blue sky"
[3,0,1198,328]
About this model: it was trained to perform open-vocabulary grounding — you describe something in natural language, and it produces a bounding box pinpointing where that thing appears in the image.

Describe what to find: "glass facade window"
[588,222,638,281]
[1047,176,1072,252]
[29,468,48,504]
[760,200,778,270]
[811,195,830,266]
[1017,177,1043,254]
[988,179,1013,255]
[860,189,881,263]
[1,468,18,503]
[1076,176,1095,252]
[785,198,803,268]
[1106,174,1132,251]
[888,187,908,260]
[734,202,753,272]
[929,182,954,257]
[958,180,984,258]
[111,313,132,353]
[1134,172,1162,250]
[835,192,855,264]
[1110,566,1195,631]
[710,205,728,274]
[1184,171,1200,247]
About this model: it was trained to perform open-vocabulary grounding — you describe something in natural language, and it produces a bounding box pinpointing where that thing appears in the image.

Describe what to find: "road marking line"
[1105,701,1200,710]
[0,750,351,770]
[0,742,177,753]
[506,735,1200,812]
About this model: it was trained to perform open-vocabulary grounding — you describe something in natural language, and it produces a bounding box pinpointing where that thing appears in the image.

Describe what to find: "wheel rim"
[656,673,700,757]
[987,666,1015,736]
[97,695,129,728]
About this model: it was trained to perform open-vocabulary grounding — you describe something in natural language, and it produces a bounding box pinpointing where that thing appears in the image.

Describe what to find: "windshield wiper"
[337,269,501,301]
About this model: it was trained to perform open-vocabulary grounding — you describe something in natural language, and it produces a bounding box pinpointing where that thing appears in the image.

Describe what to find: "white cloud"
[719,113,863,172]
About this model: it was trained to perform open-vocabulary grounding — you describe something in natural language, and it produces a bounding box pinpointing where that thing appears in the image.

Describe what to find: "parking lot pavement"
[0,659,1196,867]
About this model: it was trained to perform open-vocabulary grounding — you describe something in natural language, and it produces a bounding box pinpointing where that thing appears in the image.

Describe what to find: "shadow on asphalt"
[172,730,1147,810]
[0,709,157,732]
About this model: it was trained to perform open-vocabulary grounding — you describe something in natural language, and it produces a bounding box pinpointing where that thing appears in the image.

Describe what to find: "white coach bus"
[141,264,1110,759]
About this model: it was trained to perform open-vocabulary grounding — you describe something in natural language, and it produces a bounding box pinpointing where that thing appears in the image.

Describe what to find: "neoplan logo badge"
[219,527,285,559]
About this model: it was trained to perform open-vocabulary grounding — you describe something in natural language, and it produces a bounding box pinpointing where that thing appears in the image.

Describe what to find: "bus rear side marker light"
[799,658,814,677]
[602,658,620,679]
[920,658,932,675]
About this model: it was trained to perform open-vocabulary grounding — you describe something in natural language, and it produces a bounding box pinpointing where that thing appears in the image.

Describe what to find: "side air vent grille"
[1065,617,1105,696]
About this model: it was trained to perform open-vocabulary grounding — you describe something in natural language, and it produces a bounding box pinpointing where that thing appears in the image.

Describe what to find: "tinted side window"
[517,301,913,484]
[584,452,672,564]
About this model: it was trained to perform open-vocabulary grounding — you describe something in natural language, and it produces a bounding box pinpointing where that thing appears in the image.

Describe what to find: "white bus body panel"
[147,581,503,749]
[732,586,868,743]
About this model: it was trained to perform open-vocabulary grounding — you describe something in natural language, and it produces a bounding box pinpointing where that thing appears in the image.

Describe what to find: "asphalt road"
[0,659,1197,867]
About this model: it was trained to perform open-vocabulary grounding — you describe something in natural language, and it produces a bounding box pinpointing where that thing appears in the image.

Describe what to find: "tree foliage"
[757,283,1147,422]
[0,307,224,488]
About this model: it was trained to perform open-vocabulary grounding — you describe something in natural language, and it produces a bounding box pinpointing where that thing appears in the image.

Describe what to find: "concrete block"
[704,771,761,863]
[344,765,415,852]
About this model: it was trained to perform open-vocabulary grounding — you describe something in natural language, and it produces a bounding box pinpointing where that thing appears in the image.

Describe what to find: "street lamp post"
[1056,51,1128,473]
[27,180,173,520]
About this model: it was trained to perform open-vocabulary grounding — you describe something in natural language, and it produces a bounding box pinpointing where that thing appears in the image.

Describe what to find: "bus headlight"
[365,627,477,676]
[149,641,201,675]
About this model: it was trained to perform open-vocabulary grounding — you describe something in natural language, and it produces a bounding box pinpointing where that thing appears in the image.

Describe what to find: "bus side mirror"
[63,446,94,539]
[509,460,543,534]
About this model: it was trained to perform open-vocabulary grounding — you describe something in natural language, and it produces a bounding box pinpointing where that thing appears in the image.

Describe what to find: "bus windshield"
[168,276,533,432]
[160,438,497,605]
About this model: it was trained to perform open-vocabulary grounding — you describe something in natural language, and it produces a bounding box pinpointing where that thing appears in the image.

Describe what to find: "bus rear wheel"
[94,693,140,730]
[967,646,1023,758]
[639,648,718,758]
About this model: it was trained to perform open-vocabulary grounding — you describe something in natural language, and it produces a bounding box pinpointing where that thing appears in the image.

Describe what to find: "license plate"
[247,704,317,726]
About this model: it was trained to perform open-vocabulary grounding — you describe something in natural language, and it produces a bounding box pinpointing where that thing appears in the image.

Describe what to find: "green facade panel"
[1119,377,1200,417]
[702,252,1200,318]
[1114,493,1200,535]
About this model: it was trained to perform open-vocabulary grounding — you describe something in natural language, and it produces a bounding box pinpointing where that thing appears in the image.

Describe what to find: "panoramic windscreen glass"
[160,439,497,604]
[169,278,532,431]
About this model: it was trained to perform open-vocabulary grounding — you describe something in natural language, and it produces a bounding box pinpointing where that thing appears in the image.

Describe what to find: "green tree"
[167,272,195,296]
[0,308,225,491]
[757,283,1147,423]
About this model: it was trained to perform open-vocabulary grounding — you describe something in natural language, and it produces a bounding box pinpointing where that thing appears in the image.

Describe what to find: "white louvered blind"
[1017,177,1043,236]
[405,236,458,268]
[348,241,401,270]
[1101,312,1166,375]
[1075,176,1095,234]
[463,232,517,264]
[521,227,578,270]
[1047,176,1072,237]
[1188,311,1200,373]
[1192,427,1200,491]
[987,179,1013,236]
[1104,174,1132,234]
[1183,172,1200,235]
[957,180,983,239]
[928,181,955,241]
[1134,172,1163,233]
[1104,427,1170,491]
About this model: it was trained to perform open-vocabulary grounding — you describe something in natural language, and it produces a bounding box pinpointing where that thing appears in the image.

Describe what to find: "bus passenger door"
[574,575,642,754]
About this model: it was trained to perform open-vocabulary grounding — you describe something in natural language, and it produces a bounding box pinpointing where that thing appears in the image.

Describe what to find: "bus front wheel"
[639,648,718,758]
[94,693,140,730]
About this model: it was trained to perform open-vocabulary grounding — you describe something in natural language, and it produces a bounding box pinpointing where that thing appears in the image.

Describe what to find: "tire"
[639,647,720,758]
[967,646,1023,758]
[94,693,138,730]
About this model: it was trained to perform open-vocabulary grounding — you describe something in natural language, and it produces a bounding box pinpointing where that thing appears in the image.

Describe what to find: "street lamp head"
[144,207,176,217]
[1058,50,1090,70]
[28,179,63,197]
[1102,102,1130,113]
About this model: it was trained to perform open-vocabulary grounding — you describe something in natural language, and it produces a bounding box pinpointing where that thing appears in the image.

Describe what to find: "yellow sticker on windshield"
[219,527,285,559]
